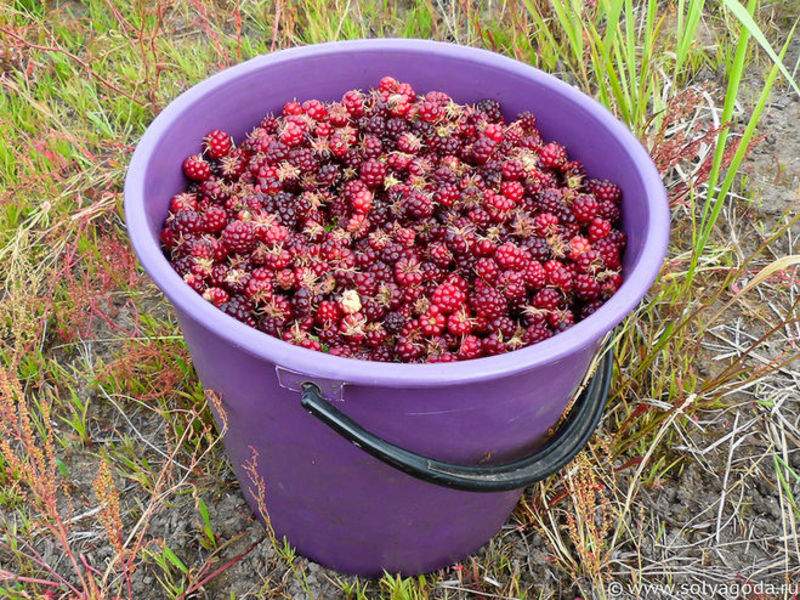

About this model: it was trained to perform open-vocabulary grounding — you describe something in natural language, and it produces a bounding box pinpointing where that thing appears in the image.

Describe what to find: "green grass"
[1,0,799,598]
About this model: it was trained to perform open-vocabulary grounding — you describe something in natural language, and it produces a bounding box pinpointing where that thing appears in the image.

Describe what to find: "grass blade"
[719,0,800,97]
[698,19,798,255]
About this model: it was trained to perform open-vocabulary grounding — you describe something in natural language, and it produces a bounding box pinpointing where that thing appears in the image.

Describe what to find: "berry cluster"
[160,77,626,363]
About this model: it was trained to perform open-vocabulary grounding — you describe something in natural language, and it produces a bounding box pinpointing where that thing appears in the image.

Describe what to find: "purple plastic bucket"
[124,39,668,576]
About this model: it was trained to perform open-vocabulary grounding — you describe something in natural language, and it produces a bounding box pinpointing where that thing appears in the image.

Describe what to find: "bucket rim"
[124,38,669,387]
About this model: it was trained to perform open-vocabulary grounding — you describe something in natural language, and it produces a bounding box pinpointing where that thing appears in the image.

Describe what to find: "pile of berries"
[160,77,626,363]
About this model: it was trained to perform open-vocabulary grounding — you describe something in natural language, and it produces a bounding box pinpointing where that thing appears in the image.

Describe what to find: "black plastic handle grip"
[300,349,613,492]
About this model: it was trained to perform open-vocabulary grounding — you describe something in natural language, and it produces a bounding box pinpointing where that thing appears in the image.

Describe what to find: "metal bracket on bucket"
[276,366,346,402]
[300,347,613,492]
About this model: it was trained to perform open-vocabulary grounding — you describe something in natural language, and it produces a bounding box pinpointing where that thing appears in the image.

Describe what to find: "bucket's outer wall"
[125,40,669,576]
[179,308,579,575]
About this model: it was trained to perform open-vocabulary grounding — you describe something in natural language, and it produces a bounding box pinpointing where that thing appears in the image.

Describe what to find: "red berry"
[561,160,586,188]
[457,335,484,360]
[524,323,552,345]
[500,180,524,203]
[260,223,290,245]
[469,208,492,228]
[548,308,575,331]
[474,238,495,258]
[495,242,528,270]
[245,273,273,302]
[364,323,388,347]
[568,236,592,260]
[572,194,598,223]
[599,271,623,298]
[394,255,423,287]
[428,351,456,363]
[204,130,232,159]
[538,142,567,168]
[221,295,256,327]
[575,250,602,274]
[386,152,411,173]
[388,95,412,117]
[396,82,417,100]
[574,273,601,301]
[434,184,459,207]
[404,191,433,219]
[275,268,296,290]
[369,346,391,362]
[261,294,293,324]
[222,220,256,254]
[342,90,365,117]
[516,111,538,132]
[160,227,178,248]
[502,159,525,180]
[482,124,501,143]
[425,90,449,104]
[170,210,205,236]
[431,282,466,314]
[182,271,205,293]
[579,300,604,320]
[485,192,514,214]
[429,243,453,267]
[523,260,547,289]
[471,137,496,165]
[475,257,500,284]
[283,325,322,350]
[324,103,347,128]
[537,187,564,214]
[544,259,573,291]
[598,199,620,222]
[470,283,506,319]
[420,305,446,335]
[482,334,507,356]
[344,179,373,214]
[475,98,503,123]
[497,270,526,301]
[170,192,198,212]
[588,217,612,242]
[221,266,250,294]
[447,308,472,335]
[315,300,341,326]
[361,135,383,158]
[264,247,292,270]
[220,148,248,179]
[397,132,422,154]
[203,286,230,307]
[182,155,211,181]
[395,227,415,248]
[379,76,399,93]
[282,101,303,116]
[533,287,562,311]
[393,337,420,361]
[203,205,228,233]
[280,121,305,146]
[200,178,225,202]
[417,101,443,123]
[354,271,378,295]
[588,178,622,203]
[360,158,386,189]
[256,165,282,194]
[302,99,328,121]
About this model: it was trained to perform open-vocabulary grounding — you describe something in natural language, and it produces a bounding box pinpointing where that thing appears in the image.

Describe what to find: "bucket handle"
[300,348,612,493]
